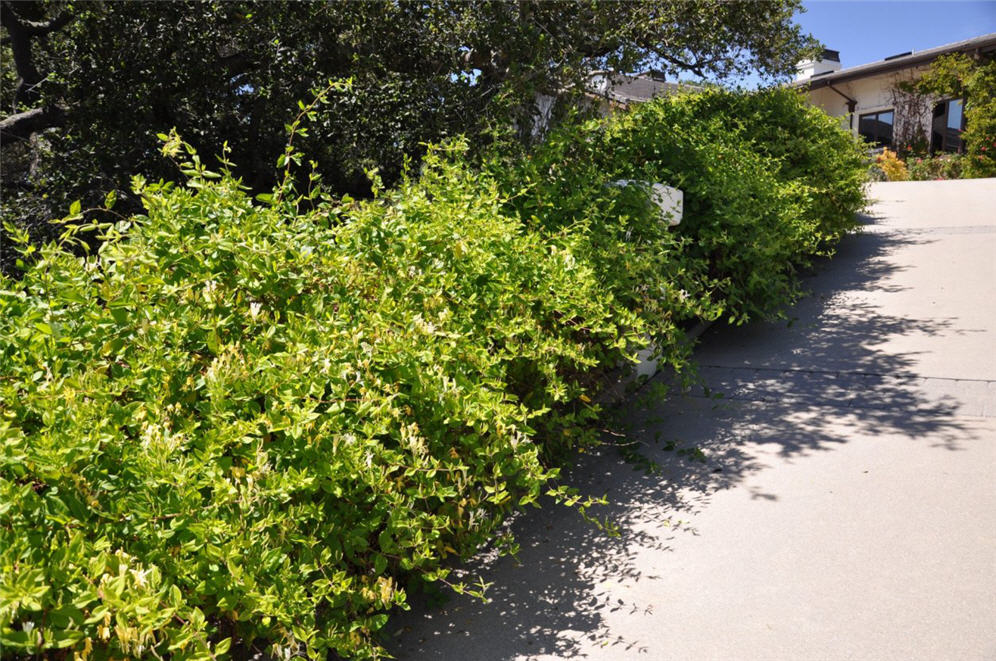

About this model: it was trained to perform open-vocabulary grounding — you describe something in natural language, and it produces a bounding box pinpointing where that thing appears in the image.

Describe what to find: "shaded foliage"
[487,87,868,327]
[1,0,818,274]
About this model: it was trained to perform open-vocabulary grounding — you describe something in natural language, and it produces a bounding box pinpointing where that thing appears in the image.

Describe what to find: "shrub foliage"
[876,148,910,181]
[489,87,867,327]
[0,88,866,659]
[906,152,966,181]
[914,53,996,178]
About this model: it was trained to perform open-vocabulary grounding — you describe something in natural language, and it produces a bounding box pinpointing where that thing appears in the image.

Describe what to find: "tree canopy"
[1,0,818,272]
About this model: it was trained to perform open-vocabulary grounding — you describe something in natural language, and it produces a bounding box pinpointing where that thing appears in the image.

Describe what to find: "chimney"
[795,49,841,81]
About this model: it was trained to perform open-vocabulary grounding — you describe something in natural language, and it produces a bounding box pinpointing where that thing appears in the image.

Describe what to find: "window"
[859,110,894,148]
[947,99,963,130]
[931,98,965,153]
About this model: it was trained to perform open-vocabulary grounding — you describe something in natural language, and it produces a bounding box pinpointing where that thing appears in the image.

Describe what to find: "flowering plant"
[875,148,909,181]
[908,153,965,180]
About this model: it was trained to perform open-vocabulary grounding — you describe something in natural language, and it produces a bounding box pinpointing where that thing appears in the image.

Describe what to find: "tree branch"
[0,105,65,146]
[20,10,72,36]
[1,2,72,36]
[1,2,74,120]
[652,51,708,79]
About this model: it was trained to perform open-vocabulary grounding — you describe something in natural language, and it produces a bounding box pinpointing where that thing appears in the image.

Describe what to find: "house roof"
[588,71,688,105]
[795,32,996,90]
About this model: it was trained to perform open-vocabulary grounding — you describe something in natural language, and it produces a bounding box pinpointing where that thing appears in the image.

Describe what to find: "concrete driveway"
[387,179,996,661]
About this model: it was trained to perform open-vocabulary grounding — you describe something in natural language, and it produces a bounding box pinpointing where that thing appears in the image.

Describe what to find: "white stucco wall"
[804,66,939,143]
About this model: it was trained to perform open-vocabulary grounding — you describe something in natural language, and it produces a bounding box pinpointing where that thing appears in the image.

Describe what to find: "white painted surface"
[805,67,941,142]
[610,180,683,226]
[795,56,841,81]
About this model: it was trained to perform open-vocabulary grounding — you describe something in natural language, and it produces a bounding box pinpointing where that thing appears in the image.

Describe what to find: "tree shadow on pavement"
[383,215,990,660]
[684,213,982,450]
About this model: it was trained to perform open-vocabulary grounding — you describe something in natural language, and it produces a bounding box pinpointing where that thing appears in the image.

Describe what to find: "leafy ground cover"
[0,87,866,660]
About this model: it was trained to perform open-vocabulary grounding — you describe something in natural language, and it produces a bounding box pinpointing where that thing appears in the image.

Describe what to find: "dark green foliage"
[489,87,867,326]
[2,0,819,274]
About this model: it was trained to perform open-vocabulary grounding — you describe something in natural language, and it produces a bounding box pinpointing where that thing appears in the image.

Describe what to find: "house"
[586,70,688,113]
[531,70,691,136]
[793,33,996,153]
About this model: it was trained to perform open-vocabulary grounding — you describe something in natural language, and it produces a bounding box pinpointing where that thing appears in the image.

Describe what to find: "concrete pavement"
[387,179,996,661]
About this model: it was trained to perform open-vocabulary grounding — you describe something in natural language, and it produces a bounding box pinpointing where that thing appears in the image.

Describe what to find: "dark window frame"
[931,98,966,154]
[858,109,894,149]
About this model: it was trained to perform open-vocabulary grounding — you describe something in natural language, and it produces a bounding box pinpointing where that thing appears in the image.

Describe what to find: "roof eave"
[794,32,996,91]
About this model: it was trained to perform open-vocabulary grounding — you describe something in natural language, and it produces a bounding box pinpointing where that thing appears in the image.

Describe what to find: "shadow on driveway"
[383,215,987,659]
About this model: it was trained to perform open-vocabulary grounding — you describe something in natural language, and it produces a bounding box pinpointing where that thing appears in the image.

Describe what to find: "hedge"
[0,88,866,660]
[488,87,867,330]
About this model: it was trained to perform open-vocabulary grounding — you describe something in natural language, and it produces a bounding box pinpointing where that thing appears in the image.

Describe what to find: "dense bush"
[0,87,867,660]
[0,143,639,659]
[907,152,965,180]
[2,0,819,277]
[913,53,996,179]
[665,88,869,246]
[488,87,867,327]
[876,148,910,181]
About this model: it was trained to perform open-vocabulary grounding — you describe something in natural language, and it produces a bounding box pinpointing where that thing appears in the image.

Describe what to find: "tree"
[1,0,818,273]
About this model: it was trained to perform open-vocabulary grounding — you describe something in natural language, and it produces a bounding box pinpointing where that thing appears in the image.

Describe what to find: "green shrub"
[488,87,867,327]
[962,60,996,178]
[907,153,966,180]
[0,86,867,660]
[0,142,638,660]
[664,87,868,247]
[914,53,996,178]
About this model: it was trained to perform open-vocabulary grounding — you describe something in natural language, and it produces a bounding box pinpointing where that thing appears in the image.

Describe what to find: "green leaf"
[369,614,389,631]
[207,329,221,354]
[47,628,85,648]
[109,307,129,325]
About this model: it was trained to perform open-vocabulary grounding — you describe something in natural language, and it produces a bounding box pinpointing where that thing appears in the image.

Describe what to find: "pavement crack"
[698,363,996,386]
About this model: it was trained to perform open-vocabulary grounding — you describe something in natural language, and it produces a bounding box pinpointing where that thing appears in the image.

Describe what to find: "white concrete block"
[611,180,683,226]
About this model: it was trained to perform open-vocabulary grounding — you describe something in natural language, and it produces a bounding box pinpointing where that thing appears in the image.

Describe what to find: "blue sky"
[795,0,996,69]
[729,0,996,87]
